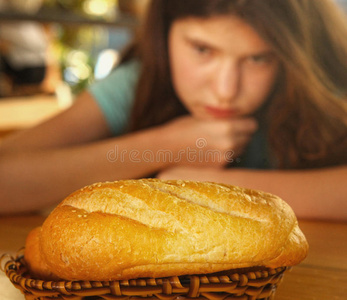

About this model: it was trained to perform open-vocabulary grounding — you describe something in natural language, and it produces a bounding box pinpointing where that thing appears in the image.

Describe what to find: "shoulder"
[91,60,141,88]
[107,59,140,81]
[92,59,141,90]
[88,59,141,136]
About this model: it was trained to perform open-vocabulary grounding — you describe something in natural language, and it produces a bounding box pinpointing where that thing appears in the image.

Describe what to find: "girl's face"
[168,15,280,120]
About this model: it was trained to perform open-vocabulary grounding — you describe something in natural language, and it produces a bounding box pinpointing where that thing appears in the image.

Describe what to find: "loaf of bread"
[25,179,308,281]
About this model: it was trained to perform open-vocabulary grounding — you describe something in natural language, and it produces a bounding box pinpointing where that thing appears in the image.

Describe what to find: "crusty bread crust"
[26,179,308,281]
[24,227,61,280]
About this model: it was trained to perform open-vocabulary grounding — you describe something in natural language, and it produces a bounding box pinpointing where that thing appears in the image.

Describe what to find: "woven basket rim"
[1,251,288,299]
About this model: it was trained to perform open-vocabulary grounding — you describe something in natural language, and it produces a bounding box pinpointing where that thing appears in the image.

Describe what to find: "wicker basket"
[1,252,288,300]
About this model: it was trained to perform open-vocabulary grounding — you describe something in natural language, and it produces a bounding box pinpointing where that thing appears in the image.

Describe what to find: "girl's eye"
[193,44,212,56]
[248,54,274,65]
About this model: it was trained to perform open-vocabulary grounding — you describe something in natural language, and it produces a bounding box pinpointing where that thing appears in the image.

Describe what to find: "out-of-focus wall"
[336,0,347,10]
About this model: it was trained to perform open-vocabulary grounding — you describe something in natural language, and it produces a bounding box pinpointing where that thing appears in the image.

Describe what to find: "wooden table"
[0,95,66,136]
[0,215,346,299]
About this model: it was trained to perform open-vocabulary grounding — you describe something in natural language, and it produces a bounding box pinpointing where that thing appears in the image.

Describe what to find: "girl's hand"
[159,115,258,167]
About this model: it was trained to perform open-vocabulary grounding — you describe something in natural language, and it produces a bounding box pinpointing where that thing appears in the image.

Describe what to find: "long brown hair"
[127,0,347,169]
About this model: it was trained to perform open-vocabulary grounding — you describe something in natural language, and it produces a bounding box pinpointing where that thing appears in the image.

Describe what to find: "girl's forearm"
[0,127,171,214]
[218,166,347,221]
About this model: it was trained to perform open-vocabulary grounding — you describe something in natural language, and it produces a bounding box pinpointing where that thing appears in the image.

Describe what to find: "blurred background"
[0,0,148,137]
[0,0,149,99]
[0,0,345,138]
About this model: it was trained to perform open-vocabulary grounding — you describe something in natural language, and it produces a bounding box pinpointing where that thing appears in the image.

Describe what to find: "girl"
[1,0,346,219]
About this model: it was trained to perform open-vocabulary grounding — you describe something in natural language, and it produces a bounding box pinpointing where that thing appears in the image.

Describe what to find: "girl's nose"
[213,62,240,103]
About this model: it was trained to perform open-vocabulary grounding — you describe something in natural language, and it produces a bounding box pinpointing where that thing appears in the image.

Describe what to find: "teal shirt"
[88,60,140,136]
[88,60,274,169]
[234,127,274,169]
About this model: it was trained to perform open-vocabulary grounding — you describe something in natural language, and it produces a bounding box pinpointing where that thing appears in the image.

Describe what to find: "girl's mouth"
[205,106,239,118]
